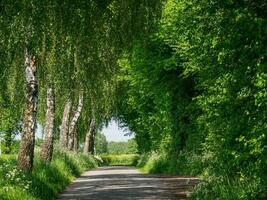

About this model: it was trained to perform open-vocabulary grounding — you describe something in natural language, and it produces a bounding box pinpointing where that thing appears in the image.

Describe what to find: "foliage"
[95,132,108,154]
[0,154,32,200]
[115,0,267,199]
[107,139,138,154]
[0,148,97,200]
[100,154,139,166]
[0,0,162,145]
[138,152,203,176]
[1,0,266,199]
[191,176,266,200]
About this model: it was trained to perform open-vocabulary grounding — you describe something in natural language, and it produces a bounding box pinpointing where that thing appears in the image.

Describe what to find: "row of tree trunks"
[59,100,72,148]
[83,115,97,155]
[40,87,55,161]
[68,93,83,150]
[16,49,85,172]
[17,50,38,172]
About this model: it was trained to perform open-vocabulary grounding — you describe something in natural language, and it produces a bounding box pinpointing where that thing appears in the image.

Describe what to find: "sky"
[14,120,133,142]
[101,120,134,142]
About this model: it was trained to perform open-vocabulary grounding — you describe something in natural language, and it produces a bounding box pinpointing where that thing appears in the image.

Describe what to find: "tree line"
[0,0,160,171]
[115,0,266,199]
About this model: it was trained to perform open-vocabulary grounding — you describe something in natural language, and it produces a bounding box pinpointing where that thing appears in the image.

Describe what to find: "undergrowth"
[137,152,266,200]
[137,151,203,176]
[190,176,266,200]
[0,148,97,200]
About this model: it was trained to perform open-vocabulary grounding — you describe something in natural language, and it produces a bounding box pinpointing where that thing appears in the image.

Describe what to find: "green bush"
[137,152,266,200]
[138,151,203,175]
[100,154,139,166]
[0,148,97,200]
[190,176,266,200]
[137,153,168,173]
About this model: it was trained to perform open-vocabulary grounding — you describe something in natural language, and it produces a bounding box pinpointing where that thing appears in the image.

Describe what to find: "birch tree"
[59,100,72,148]
[83,116,97,154]
[17,50,38,171]
[40,87,55,161]
[68,92,83,150]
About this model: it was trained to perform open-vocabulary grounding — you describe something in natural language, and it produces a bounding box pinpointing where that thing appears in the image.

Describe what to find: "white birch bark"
[68,92,83,150]
[40,87,55,161]
[59,100,72,148]
[17,49,38,172]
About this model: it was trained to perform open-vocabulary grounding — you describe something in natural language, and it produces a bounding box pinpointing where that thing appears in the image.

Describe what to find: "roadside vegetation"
[0,0,266,200]
[96,137,139,166]
[107,139,138,155]
[114,1,267,199]
[100,154,139,166]
[0,145,97,200]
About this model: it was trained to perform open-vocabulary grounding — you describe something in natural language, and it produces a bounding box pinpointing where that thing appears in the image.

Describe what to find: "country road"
[57,166,198,200]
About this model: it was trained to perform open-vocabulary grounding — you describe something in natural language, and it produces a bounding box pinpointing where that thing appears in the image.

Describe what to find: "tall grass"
[0,148,97,200]
[136,152,266,200]
[137,151,203,175]
[190,176,266,200]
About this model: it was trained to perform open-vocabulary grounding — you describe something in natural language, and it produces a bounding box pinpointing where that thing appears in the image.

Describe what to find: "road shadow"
[58,167,198,200]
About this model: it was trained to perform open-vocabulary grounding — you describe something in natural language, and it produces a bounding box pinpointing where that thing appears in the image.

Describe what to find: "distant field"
[99,154,139,166]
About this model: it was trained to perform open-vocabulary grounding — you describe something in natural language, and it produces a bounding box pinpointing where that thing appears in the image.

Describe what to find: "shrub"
[137,152,168,173]
[137,151,203,175]
[190,176,266,200]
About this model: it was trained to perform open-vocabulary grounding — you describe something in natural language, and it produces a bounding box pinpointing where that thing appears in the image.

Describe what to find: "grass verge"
[190,176,266,200]
[136,152,266,200]
[0,148,97,200]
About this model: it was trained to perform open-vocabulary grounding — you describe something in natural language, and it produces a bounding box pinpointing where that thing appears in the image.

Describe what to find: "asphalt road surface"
[57,166,198,200]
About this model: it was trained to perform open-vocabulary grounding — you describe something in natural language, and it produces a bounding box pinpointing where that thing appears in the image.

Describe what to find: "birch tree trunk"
[68,93,83,150]
[73,125,79,151]
[88,126,97,155]
[40,87,55,161]
[83,116,97,154]
[59,100,71,148]
[17,49,38,172]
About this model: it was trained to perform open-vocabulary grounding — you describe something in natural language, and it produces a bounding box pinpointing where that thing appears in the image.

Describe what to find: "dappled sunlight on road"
[58,167,198,200]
